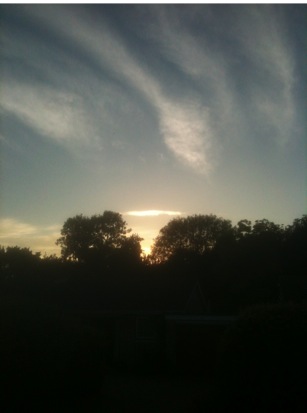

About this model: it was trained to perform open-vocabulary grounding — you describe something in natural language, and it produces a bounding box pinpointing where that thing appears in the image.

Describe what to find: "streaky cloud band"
[125,210,182,217]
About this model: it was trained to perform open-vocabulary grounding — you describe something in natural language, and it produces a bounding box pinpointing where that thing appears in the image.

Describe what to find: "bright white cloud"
[158,100,213,175]
[126,210,182,217]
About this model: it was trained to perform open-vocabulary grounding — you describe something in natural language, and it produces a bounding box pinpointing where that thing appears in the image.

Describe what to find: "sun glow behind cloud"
[124,211,183,255]
[126,210,182,217]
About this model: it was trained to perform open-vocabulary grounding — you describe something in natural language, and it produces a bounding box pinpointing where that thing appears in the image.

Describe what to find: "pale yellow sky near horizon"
[0,211,185,257]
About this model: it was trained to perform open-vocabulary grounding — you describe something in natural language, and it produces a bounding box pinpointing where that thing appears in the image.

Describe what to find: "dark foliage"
[1,213,306,314]
[150,214,233,263]
[56,211,143,267]
[0,212,306,411]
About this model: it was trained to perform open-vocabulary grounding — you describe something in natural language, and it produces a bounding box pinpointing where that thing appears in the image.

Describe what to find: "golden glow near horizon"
[0,215,169,258]
[126,210,182,217]
[124,211,183,256]
[142,246,152,256]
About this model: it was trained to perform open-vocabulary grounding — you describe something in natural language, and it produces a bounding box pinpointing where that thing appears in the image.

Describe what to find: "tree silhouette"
[285,215,307,258]
[56,211,142,265]
[281,215,307,300]
[0,246,40,280]
[235,219,252,240]
[252,218,282,237]
[151,214,233,263]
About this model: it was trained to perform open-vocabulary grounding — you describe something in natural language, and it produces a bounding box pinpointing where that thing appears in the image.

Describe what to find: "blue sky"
[0,4,306,255]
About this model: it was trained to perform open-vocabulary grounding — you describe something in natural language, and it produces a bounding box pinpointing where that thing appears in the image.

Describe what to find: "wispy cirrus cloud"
[64,8,215,175]
[231,5,296,146]
[1,5,297,178]
[0,73,106,161]
[158,100,213,174]
[1,82,87,144]
[146,5,297,148]
[2,5,216,176]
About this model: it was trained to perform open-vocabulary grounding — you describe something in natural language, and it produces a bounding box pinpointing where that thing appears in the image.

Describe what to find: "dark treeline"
[1,212,306,313]
[0,212,306,412]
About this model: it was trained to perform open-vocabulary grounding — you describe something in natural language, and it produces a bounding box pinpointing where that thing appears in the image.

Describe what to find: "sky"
[0,4,306,256]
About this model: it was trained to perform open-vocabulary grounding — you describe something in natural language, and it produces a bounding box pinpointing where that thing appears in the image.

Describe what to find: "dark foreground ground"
[29,372,209,413]
[2,370,209,413]
[99,373,207,413]
[2,303,306,413]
